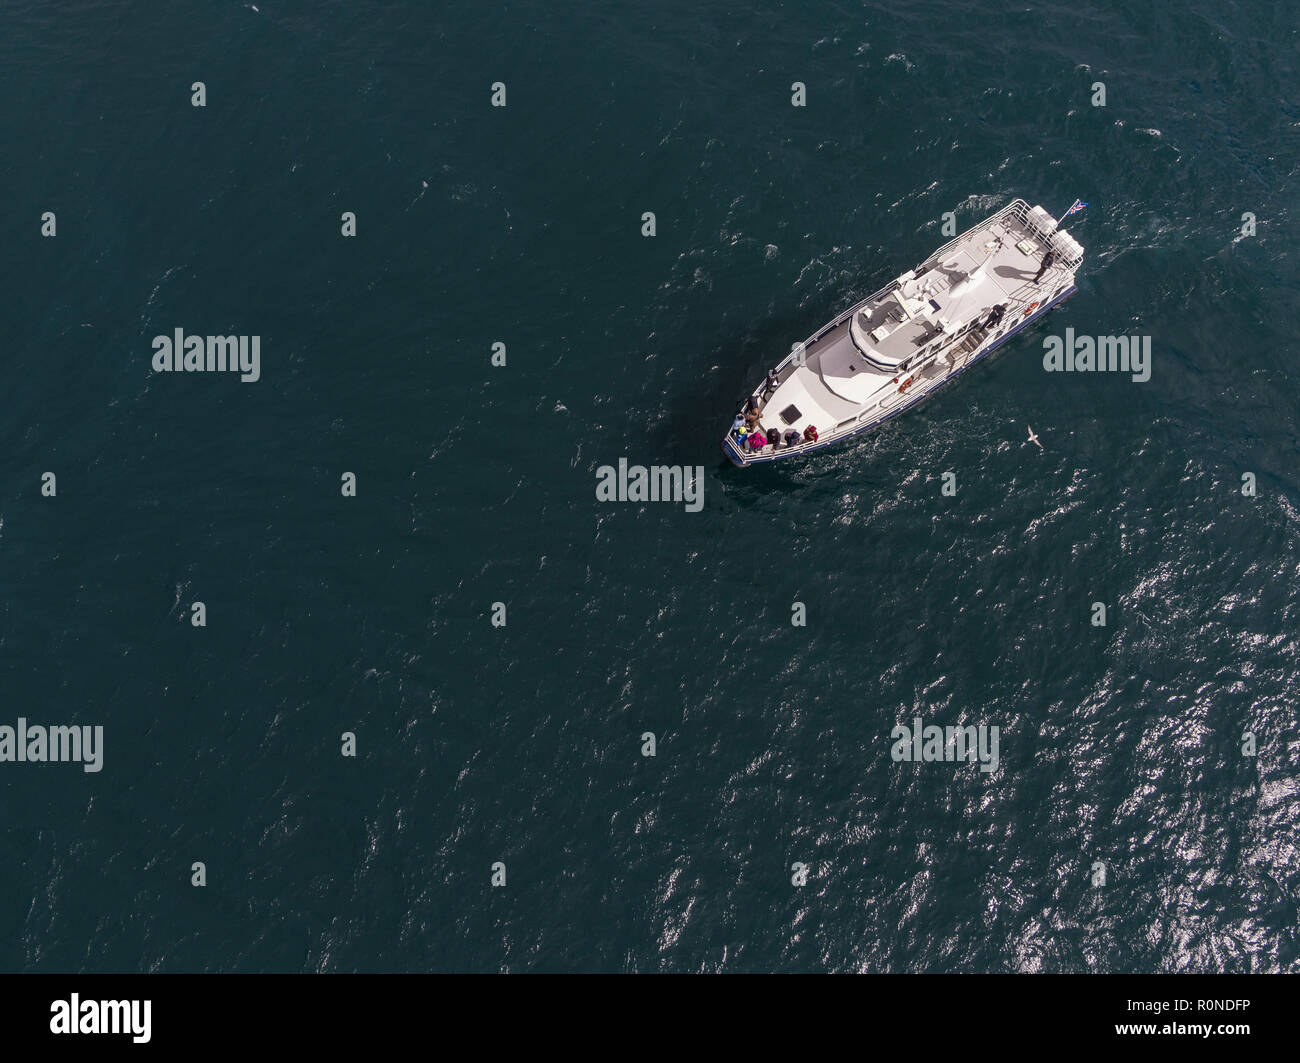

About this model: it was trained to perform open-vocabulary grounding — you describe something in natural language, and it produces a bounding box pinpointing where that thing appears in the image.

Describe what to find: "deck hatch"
[779,404,801,425]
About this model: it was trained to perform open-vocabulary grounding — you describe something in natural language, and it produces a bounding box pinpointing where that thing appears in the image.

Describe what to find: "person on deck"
[1033,250,1055,285]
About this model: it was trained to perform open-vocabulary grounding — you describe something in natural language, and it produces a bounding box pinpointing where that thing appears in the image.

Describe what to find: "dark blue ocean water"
[1,0,1297,972]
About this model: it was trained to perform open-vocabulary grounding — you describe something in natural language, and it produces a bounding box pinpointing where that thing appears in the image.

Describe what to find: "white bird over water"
[1026,424,1043,450]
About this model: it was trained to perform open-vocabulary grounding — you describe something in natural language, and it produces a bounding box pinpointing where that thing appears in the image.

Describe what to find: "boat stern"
[721,432,750,466]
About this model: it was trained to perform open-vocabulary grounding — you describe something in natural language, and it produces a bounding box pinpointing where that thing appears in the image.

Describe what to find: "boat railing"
[927,198,1083,272]
[924,199,1027,268]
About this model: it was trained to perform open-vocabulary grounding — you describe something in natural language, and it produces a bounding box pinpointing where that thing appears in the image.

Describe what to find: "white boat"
[722,198,1084,465]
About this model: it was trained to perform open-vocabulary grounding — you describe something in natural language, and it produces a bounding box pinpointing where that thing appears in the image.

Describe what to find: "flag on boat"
[1064,199,1088,217]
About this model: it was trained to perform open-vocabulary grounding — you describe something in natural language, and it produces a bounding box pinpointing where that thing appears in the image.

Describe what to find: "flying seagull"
[1026,425,1043,450]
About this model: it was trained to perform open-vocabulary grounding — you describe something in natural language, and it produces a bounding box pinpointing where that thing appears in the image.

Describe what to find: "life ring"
[1023,300,1040,316]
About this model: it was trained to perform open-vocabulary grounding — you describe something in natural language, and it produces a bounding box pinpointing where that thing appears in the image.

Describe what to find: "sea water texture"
[0,0,1297,972]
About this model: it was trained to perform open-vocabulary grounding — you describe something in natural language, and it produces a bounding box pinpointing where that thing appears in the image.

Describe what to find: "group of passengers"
[728,369,821,454]
[730,407,819,453]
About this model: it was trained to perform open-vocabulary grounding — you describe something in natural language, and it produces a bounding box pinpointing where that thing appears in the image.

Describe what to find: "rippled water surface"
[0,0,1297,971]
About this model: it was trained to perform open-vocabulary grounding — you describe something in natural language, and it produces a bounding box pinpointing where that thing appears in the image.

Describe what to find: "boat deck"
[852,211,1061,366]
